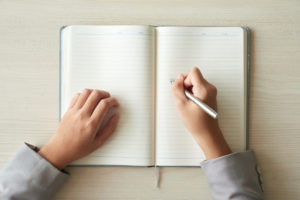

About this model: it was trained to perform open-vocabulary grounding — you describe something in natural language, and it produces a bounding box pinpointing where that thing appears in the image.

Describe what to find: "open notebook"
[60,25,249,166]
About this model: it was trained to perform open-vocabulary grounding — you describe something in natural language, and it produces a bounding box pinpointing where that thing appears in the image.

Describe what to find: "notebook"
[60,25,249,166]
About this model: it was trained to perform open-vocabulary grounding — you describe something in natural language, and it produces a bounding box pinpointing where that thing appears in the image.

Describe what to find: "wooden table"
[0,0,299,199]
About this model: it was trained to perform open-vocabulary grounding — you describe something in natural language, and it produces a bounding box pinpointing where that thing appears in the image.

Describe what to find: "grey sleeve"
[201,150,263,200]
[0,143,69,200]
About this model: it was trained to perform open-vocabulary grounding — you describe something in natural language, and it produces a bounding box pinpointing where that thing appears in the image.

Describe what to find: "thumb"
[171,74,188,105]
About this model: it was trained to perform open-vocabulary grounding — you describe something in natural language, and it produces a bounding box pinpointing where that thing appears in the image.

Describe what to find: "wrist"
[38,143,68,170]
[193,127,232,160]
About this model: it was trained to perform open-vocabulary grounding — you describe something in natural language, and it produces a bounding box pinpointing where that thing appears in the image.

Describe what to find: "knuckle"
[92,89,101,97]
[83,88,92,93]
[84,125,94,134]
[206,83,217,96]
[102,90,110,97]
[94,89,110,98]
[100,98,110,108]
[77,111,86,120]
[201,87,209,99]
[86,119,97,131]
[110,97,117,104]
[192,67,199,73]
[211,85,217,96]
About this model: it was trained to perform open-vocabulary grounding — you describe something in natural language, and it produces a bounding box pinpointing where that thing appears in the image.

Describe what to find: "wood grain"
[0,0,299,199]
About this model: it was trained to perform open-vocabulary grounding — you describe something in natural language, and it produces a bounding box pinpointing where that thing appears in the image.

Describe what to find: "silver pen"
[170,79,218,119]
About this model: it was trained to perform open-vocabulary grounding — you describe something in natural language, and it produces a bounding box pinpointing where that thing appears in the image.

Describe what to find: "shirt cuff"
[10,143,69,195]
[200,150,263,200]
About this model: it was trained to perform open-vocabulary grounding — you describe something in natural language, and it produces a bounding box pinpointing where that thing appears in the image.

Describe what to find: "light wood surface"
[0,0,299,199]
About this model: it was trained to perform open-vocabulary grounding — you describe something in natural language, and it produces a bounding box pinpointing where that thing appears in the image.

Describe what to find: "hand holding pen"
[171,67,231,160]
[170,82,218,119]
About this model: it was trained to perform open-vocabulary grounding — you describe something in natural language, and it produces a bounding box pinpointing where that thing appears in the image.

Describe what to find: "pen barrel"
[184,91,218,119]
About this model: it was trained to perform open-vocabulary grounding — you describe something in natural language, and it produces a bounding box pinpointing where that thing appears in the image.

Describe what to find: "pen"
[170,79,218,119]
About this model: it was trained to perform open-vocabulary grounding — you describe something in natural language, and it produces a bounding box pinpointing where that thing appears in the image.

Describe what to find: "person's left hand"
[38,89,120,170]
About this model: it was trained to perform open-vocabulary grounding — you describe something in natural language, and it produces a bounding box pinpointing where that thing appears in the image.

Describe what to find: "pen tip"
[170,79,175,84]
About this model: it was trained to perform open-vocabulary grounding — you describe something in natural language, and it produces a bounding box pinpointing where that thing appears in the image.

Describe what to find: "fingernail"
[177,73,183,80]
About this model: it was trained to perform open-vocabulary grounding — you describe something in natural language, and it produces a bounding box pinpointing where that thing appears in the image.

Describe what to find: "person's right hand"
[172,67,231,160]
[172,67,219,136]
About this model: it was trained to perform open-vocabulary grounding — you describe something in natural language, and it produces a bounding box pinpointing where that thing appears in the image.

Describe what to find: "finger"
[68,93,80,109]
[91,97,120,124]
[74,89,93,109]
[184,67,206,88]
[93,114,120,149]
[171,73,188,105]
[82,89,110,115]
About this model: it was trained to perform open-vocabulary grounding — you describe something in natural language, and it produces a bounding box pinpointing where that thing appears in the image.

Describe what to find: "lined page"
[156,27,247,166]
[61,25,154,166]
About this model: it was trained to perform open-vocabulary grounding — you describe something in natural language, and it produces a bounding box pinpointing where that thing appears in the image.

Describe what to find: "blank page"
[156,27,247,166]
[61,25,155,166]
